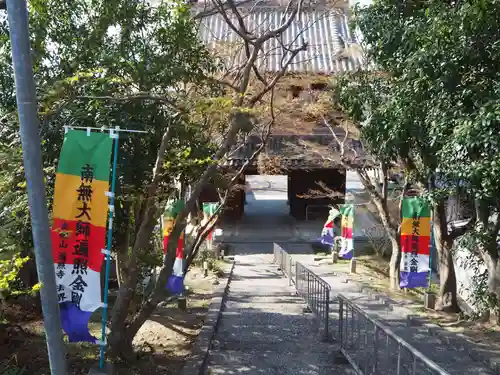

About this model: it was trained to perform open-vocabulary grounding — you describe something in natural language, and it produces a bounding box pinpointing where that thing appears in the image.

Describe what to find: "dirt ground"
[321,254,500,365]
[0,264,229,375]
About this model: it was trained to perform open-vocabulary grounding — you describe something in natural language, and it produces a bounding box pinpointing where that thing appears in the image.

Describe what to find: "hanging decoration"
[162,200,185,295]
[202,202,219,247]
[339,204,354,259]
[399,196,431,289]
[50,130,112,343]
[320,206,341,246]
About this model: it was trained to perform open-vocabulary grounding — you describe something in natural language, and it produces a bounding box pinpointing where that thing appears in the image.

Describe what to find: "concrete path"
[205,254,356,375]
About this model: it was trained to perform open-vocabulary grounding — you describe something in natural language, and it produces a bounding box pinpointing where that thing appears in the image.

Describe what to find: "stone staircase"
[204,255,356,375]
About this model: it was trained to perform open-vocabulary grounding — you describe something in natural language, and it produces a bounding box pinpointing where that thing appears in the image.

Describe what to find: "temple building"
[194,0,369,221]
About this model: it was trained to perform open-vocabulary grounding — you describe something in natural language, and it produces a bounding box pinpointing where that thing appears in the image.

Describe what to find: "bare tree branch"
[248,42,308,105]
[110,123,173,334]
[76,93,180,110]
[185,87,276,271]
[119,0,312,343]
[193,0,257,20]
[211,0,255,42]
[297,180,344,199]
[221,0,255,40]
[207,77,241,93]
[256,0,304,44]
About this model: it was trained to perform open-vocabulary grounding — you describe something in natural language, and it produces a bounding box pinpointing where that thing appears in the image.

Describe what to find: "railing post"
[288,255,292,286]
[373,325,378,373]
[307,271,310,302]
[323,287,330,342]
[295,261,299,294]
[396,344,401,375]
[339,297,344,347]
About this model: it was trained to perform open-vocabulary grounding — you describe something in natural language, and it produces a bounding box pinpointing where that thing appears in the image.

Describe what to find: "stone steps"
[204,257,356,375]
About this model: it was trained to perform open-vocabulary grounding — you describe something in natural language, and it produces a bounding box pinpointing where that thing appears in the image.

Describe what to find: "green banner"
[402,197,430,219]
[50,129,113,343]
[203,202,218,216]
[164,200,185,219]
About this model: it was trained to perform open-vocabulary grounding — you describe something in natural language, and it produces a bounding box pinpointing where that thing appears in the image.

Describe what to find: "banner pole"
[428,176,433,289]
[428,218,434,288]
[99,129,120,368]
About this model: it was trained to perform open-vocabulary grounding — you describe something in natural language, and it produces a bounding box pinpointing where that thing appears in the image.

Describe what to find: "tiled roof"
[194,3,364,73]
[221,157,377,169]
[222,133,375,169]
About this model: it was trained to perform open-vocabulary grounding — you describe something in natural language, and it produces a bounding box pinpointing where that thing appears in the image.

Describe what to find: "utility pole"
[5,1,68,374]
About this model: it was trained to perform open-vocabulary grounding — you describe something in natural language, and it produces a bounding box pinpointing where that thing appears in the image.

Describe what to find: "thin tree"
[107,0,313,358]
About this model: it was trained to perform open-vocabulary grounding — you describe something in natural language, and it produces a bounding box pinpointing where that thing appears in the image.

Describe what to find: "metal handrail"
[338,294,451,375]
[274,243,452,373]
[295,261,331,341]
[273,243,293,286]
[273,243,330,341]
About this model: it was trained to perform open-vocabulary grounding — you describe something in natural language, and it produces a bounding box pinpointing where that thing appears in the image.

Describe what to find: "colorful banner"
[202,202,218,242]
[339,204,354,259]
[162,200,185,295]
[50,130,112,342]
[320,207,341,246]
[399,197,431,288]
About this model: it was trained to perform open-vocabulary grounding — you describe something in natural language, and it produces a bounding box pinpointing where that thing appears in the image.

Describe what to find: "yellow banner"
[341,215,353,229]
[400,217,431,237]
[52,173,109,227]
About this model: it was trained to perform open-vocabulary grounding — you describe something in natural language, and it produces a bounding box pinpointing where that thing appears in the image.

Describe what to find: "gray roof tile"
[195,5,364,73]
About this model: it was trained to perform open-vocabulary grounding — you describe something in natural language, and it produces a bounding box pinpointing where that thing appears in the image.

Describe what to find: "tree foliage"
[0,0,218,345]
[2,0,311,357]
[332,0,500,312]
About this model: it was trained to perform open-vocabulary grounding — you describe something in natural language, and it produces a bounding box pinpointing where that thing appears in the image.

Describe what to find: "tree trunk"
[480,249,500,324]
[475,199,500,323]
[107,327,135,361]
[115,225,130,288]
[482,249,499,300]
[356,167,402,290]
[433,201,460,312]
[115,251,128,288]
[388,236,400,290]
[482,251,498,295]
[114,202,132,288]
[108,125,239,360]
[109,210,157,343]
[437,247,459,312]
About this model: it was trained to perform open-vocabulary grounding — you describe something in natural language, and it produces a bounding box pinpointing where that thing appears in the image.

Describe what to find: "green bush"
[0,255,39,300]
